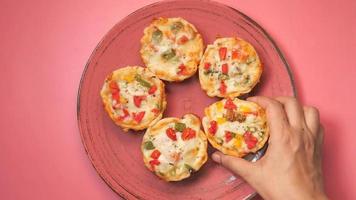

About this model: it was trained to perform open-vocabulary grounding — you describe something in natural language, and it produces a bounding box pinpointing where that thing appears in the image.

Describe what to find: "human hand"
[211,96,327,200]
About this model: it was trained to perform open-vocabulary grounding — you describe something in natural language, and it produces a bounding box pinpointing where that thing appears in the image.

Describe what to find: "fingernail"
[212,153,221,163]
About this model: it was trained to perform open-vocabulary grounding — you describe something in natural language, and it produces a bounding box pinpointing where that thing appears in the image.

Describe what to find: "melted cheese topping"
[140,17,204,81]
[142,114,207,181]
[199,37,262,97]
[202,98,268,156]
[100,66,166,131]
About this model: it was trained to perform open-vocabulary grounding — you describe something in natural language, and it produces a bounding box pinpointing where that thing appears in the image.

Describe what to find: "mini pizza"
[100,66,166,131]
[199,37,262,98]
[202,98,269,157]
[140,17,204,82]
[141,114,208,181]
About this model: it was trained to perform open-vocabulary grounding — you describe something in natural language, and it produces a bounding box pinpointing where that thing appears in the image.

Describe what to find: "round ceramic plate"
[77,1,295,199]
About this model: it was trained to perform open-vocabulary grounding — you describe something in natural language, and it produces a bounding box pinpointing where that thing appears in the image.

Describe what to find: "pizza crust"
[140,17,204,82]
[202,98,269,157]
[199,37,263,98]
[141,114,208,181]
[100,66,167,131]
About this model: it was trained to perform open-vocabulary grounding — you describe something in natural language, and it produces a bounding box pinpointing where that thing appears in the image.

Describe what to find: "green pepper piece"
[203,69,212,75]
[171,21,183,34]
[152,29,162,43]
[161,49,176,60]
[135,75,151,88]
[144,141,155,150]
[218,73,229,80]
[174,122,186,132]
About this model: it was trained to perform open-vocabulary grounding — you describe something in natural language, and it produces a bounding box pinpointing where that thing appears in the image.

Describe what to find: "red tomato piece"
[219,81,227,95]
[208,120,218,135]
[219,47,227,60]
[109,81,119,89]
[113,103,121,109]
[149,159,160,170]
[225,131,233,142]
[177,35,189,45]
[122,108,129,117]
[243,131,252,140]
[243,131,258,149]
[151,108,160,114]
[224,98,237,110]
[232,49,239,59]
[150,150,161,159]
[222,63,228,74]
[133,96,146,108]
[182,128,196,141]
[177,64,189,75]
[112,93,120,101]
[204,62,211,70]
[247,143,255,149]
[109,81,120,94]
[148,85,157,95]
[132,111,145,123]
[166,127,177,141]
[110,81,120,103]
[117,108,129,121]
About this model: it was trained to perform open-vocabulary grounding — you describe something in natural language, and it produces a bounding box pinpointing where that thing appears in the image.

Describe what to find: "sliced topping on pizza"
[132,111,145,123]
[148,85,157,94]
[152,28,163,43]
[150,149,161,159]
[182,128,196,141]
[143,140,155,150]
[208,120,218,135]
[166,127,177,141]
[243,131,258,149]
[219,47,227,60]
[174,122,186,132]
[161,49,176,60]
[171,21,184,34]
[133,95,146,108]
[219,80,227,95]
[224,131,235,143]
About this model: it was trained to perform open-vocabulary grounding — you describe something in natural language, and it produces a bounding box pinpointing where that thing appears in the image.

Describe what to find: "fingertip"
[212,152,221,163]
[246,96,257,101]
[247,96,265,103]
[246,96,270,107]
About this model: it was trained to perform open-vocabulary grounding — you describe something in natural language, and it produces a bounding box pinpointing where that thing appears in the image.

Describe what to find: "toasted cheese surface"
[100,66,166,131]
[202,98,269,157]
[141,114,208,181]
[199,37,262,98]
[140,17,204,82]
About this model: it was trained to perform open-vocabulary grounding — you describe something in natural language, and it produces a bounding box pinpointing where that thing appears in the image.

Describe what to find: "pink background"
[0,0,355,199]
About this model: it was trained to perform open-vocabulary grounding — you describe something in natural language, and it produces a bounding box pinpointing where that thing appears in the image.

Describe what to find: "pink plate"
[77,1,295,199]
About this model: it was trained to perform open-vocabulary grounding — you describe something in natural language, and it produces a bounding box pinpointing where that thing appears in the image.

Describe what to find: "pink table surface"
[0,0,355,199]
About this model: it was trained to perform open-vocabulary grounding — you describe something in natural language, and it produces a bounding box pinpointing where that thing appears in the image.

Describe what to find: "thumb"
[212,151,255,179]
